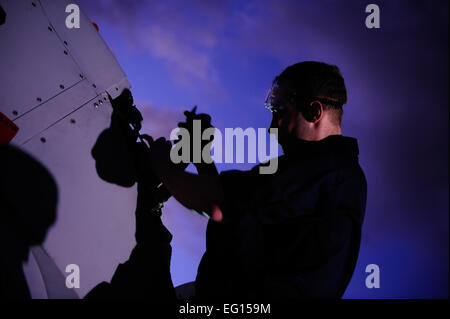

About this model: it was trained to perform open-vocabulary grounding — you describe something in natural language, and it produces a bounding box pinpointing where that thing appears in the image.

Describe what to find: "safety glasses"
[264,82,293,113]
[264,82,342,113]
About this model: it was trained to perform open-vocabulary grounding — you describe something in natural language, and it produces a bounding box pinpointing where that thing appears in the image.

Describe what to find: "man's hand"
[176,107,218,175]
[141,133,225,222]
[176,107,214,162]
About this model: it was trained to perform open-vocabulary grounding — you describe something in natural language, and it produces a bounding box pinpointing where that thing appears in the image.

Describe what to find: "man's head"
[265,61,347,147]
[0,145,58,261]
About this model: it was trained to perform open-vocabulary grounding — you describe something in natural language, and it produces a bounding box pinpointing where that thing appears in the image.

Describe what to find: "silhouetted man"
[148,61,367,299]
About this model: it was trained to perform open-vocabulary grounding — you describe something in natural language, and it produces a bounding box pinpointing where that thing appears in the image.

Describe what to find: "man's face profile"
[266,84,302,147]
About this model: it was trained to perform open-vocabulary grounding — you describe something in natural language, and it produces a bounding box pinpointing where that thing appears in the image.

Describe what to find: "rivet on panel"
[40,137,46,143]
[12,110,18,116]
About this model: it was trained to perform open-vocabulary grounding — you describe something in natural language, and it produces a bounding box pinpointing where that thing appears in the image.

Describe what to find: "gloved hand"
[174,106,215,166]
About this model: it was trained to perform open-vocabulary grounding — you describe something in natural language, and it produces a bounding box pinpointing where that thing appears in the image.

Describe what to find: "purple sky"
[77,0,448,298]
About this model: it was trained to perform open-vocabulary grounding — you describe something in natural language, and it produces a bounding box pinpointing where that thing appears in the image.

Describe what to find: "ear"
[303,101,323,123]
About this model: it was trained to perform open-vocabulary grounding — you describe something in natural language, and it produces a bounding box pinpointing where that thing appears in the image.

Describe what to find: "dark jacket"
[196,135,367,299]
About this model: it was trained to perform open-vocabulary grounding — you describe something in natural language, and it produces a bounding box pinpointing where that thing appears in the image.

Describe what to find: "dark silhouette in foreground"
[0,145,58,299]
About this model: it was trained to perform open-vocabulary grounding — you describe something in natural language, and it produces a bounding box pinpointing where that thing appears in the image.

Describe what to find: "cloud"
[77,0,227,93]
[139,26,219,88]
[135,100,185,139]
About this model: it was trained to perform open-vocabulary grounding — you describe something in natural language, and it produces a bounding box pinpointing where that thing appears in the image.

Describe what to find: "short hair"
[274,61,347,125]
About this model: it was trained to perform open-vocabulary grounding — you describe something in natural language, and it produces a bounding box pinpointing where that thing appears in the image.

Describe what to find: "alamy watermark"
[169,120,279,174]
[65,264,80,289]
[65,4,80,29]
[365,4,380,29]
[365,264,380,289]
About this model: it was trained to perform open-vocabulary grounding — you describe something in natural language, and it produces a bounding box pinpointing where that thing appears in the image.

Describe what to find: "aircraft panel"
[0,0,84,120]
[20,97,137,297]
[12,79,98,145]
[39,0,131,99]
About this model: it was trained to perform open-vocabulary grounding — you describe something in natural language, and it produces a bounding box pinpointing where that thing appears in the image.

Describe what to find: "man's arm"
[148,137,225,222]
